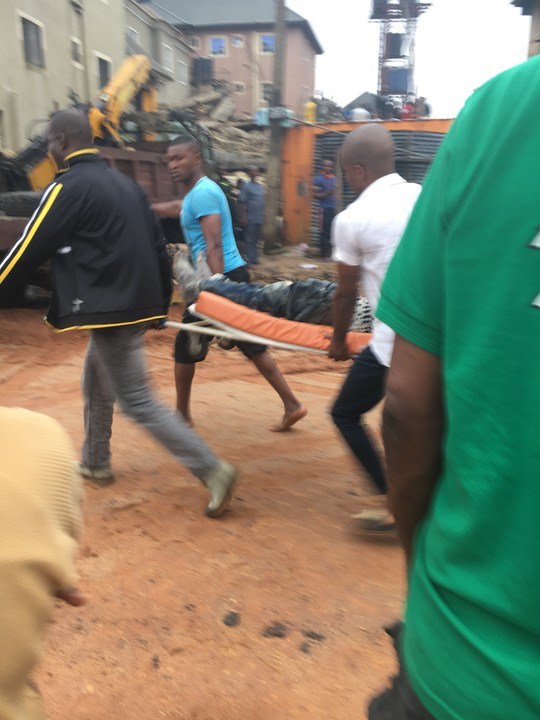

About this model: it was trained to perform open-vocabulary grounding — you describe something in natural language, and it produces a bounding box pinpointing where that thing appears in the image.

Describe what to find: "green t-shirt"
[377,57,540,720]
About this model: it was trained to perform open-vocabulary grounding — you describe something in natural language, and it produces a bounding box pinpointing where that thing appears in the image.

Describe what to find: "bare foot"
[270,404,307,432]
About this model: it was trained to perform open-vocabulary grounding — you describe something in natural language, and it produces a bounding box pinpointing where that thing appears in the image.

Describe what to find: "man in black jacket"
[0,110,237,518]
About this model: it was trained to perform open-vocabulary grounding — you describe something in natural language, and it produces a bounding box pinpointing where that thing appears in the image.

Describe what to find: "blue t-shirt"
[181,176,245,273]
[313,173,337,210]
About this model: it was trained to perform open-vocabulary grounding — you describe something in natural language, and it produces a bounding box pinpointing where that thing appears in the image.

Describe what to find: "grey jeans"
[81,324,219,480]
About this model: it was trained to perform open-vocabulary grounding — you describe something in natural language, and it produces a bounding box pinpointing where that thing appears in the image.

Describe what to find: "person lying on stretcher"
[175,253,373,334]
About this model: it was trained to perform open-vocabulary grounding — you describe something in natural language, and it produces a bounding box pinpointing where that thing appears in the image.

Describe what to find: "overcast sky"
[286,0,531,117]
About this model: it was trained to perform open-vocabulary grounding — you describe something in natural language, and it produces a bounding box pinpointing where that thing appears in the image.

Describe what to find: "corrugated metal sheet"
[310,129,446,244]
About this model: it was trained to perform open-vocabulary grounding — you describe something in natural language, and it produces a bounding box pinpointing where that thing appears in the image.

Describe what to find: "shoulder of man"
[200,177,223,195]
[402,180,423,201]
[188,178,223,214]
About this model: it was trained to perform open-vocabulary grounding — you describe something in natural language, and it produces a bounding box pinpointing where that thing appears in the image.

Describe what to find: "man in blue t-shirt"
[313,158,337,258]
[157,136,306,433]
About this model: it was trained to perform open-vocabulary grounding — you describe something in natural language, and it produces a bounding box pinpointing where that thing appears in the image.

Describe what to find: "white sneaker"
[77,462,115,487]
[203,461,238,518]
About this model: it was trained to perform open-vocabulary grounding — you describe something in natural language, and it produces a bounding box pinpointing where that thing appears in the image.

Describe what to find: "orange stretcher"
[167,291,371,355]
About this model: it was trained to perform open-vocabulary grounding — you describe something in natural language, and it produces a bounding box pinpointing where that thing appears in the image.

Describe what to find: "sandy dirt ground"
[0,252,404,720]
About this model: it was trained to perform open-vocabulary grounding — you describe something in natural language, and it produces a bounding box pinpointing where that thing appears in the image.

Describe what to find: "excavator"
[0,53,213,217]
[0,53,214,304]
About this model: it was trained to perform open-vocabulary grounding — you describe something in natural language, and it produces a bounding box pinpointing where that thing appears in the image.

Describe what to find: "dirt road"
[0,285,404,719]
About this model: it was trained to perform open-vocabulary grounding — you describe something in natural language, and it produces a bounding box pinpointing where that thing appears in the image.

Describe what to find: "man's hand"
[151,200,182,219]
[200,214,225,274]
[328,335,351,361]
[383,335,443,566]
[331,262,360,359]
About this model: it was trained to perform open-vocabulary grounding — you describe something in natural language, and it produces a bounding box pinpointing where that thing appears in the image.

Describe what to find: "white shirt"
[332,173,421,366]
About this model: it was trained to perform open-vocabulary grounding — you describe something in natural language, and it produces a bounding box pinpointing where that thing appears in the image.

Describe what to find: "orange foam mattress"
[194,291,371,354]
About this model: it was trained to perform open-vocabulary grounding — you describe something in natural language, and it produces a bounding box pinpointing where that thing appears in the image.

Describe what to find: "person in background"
[416,96,431,118]
[329,124,421,533]
[234,177,245,199]
[216,163,237,226]
[0,407,82,720]
[312,159,337,259]
[303,97,318,123]
[238,166,266,267]
[369,56,540,720]
[401,96,417,120]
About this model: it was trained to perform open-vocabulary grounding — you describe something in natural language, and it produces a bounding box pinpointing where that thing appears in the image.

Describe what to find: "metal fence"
[310,129,446,245]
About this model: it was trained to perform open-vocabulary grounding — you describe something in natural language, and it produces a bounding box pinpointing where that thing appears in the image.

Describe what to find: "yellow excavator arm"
[21,54,155,190]
[89,54,155,144]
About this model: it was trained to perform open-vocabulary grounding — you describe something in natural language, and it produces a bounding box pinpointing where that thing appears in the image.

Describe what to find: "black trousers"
[331,345,387,493]
[320,207,336,257]
[368,623,436,720]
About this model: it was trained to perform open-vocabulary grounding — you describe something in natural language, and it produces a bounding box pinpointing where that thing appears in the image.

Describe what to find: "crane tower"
[370,0,431,106]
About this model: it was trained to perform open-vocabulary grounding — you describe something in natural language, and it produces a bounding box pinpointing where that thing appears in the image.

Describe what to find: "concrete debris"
[177,86,271,168]
[210,96,236,122]
[174,90,225,111]
[208,124,269,169]
[124,85,271,169]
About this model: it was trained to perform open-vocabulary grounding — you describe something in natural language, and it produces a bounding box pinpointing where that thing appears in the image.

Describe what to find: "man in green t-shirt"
[369,56,540,719]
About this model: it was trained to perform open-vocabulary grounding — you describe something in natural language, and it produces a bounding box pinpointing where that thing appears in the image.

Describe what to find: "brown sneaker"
[203,461,238,518]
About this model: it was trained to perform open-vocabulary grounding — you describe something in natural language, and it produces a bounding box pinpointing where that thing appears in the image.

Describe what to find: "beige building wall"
[0,0,124,151]
[124,0,192,107]
[283,27,316,112]
[189,26,316,118]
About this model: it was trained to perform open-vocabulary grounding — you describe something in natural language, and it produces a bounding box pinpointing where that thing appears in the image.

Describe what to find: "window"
[178,60,189,86]
[189,35,200,49]
[233,82,245,95]
[261,81,273,104]
[259,34,275,54]
[127,27,139,43]
[162,44,173,72]
[96,54,111,88]
[21,16,45,68]
[209,36,227,56]
[231,34,244,49]
[71,37,83,66]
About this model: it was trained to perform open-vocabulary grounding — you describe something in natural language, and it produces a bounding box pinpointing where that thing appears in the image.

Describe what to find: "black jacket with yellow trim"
[0,149,172,330]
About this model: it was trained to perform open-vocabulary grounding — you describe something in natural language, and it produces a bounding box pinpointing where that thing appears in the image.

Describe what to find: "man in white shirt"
[329,124,421,532]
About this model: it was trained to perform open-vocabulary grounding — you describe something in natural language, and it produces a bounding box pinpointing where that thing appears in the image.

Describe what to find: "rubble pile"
[203,122,269,169]
[125,87,271,169]
[166,88,270,169]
